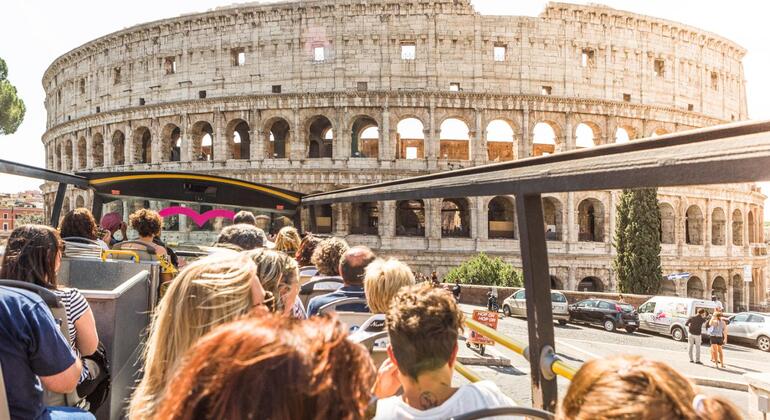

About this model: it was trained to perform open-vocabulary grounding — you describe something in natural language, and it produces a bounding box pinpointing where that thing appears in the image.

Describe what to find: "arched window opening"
[351,116,379,158]
[308,116,333,158]
[575,123,597,148]
[732,209,743,246]
[62,197,71,216]
[488,196,515,239]
[686,276,704,299]
[439,118,470,160]
[578,277,603,292]
[578,198,605,242]
[351,202,379,235]
[651,128,668,138]
[314,204,333,234]
[711,208,726,246]
[441,198,470,238]
[54,144,62,171]
[543,197,563,241]
[77,137,87,169]
[711,276,727,303]
[112,131,125,165]
[397,118,425,160]
[550,276,564,290]
[733,275,744,311]
[685,205,704,245]
[226,120,250,160]
[191,121,215,161]
[75,195,85,209]
[659,203,676,244]
[614,127,632,143]
[64,140,73,171]
[267,119,289,158]
[396,200,425,237]
[748,210,757,243]
[161,124,181,162]
[486,120,515,162]
[532,122,557,156]
[92,133,104,167]
[132,127,152,164]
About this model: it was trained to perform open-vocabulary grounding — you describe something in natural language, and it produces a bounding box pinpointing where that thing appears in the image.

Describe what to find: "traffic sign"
[666,272,691,281]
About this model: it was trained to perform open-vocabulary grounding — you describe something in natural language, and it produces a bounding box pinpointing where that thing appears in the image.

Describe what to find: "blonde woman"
[128,251,268,420]
[247,248,302,317]
[274,226,301,255]
[364,258,416,314]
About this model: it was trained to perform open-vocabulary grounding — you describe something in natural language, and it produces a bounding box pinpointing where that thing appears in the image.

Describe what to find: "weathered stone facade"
[41,1,767,310]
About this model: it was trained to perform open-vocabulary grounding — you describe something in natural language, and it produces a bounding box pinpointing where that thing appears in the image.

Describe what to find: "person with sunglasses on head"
[246,248,302,318]
[129,251,268,420]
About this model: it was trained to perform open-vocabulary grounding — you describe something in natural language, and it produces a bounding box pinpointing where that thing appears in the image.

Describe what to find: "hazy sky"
[1,0,768,212]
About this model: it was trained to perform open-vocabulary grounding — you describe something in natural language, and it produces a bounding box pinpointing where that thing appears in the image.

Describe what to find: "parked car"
[727,312,770,352]
[636,296,718,341]
[569,299,639,333]
[502,289,569,325]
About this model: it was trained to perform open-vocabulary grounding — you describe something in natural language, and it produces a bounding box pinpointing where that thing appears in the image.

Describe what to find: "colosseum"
[41,0,768,311]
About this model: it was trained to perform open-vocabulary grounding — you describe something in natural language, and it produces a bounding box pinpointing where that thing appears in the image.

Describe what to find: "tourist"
[307,245,374,316]
[685,308,708,364]
[59,208,110,250]
[274,225,301,255]
[246,248,303,317]
[372,283,514,419]
[0,284,92,419]
[99,211,127,246]
[128,251,268,420]
[124,209,178,282]
[233,210,257,225]
[0,225,105,394]
[296,234,322,271]
[711,294,724,312]
[452,281,461,302]
[559,355,741,419]
[214,223,264,250]
[310,237,349,280]
[156,315,375,420]
[708,312,728,368]
[364,258,416,314]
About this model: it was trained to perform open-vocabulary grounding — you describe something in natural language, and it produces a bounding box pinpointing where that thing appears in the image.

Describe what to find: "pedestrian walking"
[452,281,461,302]
[707,312,728,368]
[711,294,724,312]
[685,308,708,364]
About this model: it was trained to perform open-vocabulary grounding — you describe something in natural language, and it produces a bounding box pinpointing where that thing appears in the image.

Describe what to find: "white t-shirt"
[374,380,517,420]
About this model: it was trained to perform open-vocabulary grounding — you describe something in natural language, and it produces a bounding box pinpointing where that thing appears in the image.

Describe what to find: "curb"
[691,376,748,392]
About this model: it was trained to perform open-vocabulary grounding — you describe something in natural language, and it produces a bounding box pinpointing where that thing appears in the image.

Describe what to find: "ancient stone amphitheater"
[42,0,767,310]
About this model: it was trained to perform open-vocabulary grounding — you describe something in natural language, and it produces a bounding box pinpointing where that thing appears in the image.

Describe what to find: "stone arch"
[488,196,516,239]
[75,195,85,209]
[265,117,290,158]
[659,202,676,244]
[614,125,637,143]
[732,274,744,311]
[439,118,470,160]
[76,137,87,169]
[350,115,379,158]
[578,276,604,292]
[64,139,73,170]
[396,117,425,159]
[191,121,214,161]
[686,276,704,299]
[685,205,704,245]
[396,200,425,237]
[112,130,125,165]
[532,121,561,156]
[711,207,726,246]
[92,133,104,167]
[350,202,379,235]
[650,127,670,137]
[575,121,601,148]
[160,123,181,162]
[748,209,757,243]
[486,119,515,162]
[441,198,471,238]
[306,115,333,158]
[226,119,251,160]
[54,143,62,171]
[543,196,563,241]
[660,278,677,296]
[732,209,743,245]
[577,198,605,242]
[62,197,71,215]
[314,204,333,234]
[711,276,727,303]
[132,126,152,164]
[551,276,564,290]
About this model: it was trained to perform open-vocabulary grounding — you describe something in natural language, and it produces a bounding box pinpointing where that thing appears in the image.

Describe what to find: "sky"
[1,0,769,213]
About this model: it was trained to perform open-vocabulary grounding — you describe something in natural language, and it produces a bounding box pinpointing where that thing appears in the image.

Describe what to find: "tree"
[444,252,523,287]
[15,212,45,226]
[613,188,663,294]
[0,57,26,135]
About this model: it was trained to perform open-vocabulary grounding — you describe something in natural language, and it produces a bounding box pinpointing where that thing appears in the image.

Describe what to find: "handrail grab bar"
[101,249,140,263]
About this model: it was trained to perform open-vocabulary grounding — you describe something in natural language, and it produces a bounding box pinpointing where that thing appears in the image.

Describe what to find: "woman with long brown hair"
[128,251,268,420]
[156,315,375,420]
[59,208,110,250]
[708,311,728,368]
[559,355,741,420]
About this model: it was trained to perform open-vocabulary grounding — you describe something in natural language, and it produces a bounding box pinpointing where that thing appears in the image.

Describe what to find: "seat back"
[63,238,103,260]
[318,298,372,330]
[348,314,389,367]
[111,241,157,263]
[299,277,343,308]
[450,407,554,420]
[0,360,9,420]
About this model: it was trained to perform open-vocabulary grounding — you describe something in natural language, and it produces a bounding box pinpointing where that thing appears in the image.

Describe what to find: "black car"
[568,299,639,333]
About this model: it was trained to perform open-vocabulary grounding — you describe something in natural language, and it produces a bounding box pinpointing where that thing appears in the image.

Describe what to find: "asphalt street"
[454,304,770,415]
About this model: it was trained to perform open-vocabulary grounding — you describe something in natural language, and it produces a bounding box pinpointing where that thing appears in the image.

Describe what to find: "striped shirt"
[53,288,91,382]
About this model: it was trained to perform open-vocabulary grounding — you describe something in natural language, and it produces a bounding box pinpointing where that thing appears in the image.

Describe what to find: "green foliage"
[444,252,523,287]
[15,212,45,226]
[613,188,663,294]
[0,57,26,135]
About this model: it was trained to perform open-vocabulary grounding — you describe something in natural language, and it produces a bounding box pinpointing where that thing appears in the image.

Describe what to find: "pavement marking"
[554,338,601,360]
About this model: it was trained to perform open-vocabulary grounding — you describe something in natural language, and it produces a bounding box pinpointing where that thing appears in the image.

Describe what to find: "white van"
[637,296,719,341]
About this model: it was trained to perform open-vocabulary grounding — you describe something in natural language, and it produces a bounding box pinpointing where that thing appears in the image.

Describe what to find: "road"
[454,304,770,415]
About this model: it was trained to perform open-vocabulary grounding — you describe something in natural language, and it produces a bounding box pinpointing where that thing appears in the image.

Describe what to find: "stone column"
[380,106,392,161]
[468,197,479,243]
[333,203,349,236]
[104,128,114,167]
[124,126,133,165]
[251,128,265,161]
[85,134,93,169]
[565,112,575,151]
[477,197,488,240]
[473,109,486,164]
[427,102,438,167]
[290,108,305,160]
[567,192,575,246]
[519,108,530,159]
[704,198,711,255]
[427,198,441,241]
[567,266,577,291]
[214,111,227,161]
[608,191,616,251]
[151,125,162,164]
[379,201,394,239]
[726,200,733,257]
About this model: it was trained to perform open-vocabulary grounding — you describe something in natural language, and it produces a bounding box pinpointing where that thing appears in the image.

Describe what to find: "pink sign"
[158,206,235,227]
